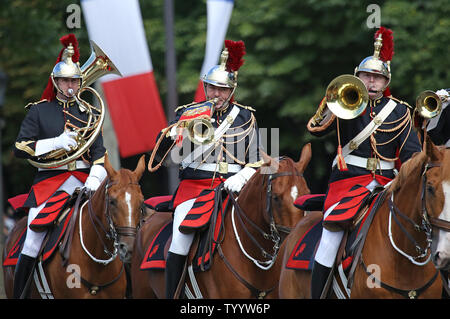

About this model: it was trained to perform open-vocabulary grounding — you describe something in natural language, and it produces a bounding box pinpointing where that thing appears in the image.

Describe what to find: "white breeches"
[314,179,381,267]
[21,176,84,258]
[168,198,196,256]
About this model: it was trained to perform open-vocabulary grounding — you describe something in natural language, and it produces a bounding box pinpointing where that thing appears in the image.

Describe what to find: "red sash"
[32,171,88,206]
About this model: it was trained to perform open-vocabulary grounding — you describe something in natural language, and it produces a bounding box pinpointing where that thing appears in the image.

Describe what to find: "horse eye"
[109,198,118,207]
[426,184,435,196]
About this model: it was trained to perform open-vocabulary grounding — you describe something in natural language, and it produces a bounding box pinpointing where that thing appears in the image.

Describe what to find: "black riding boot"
[13,254,36,299]
[310,261,332,299]
[165,252,187,299]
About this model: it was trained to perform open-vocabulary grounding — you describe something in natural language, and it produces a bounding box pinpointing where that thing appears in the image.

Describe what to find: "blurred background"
[0,0,448,249]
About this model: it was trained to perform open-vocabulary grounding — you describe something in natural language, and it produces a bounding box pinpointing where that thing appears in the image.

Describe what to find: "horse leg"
[130,212,172,298]
[2,217,27,298]
[279,211,322,299]
[279,268,312,299]
[130,245,158,298]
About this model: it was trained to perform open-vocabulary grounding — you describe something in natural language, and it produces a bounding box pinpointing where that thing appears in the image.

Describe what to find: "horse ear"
[425,134,442,163]
[104,153,117,177]
[133,155,146,181]
[295,143,312,172]
[259,149,279,174]
[260,149,273,166]
[389,152,426,192]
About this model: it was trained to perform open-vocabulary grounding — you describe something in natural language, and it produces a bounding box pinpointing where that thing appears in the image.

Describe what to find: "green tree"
[1,0,448,202]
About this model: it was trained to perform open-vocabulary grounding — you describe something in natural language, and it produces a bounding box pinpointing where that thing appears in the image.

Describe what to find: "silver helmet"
[354,27,394,92]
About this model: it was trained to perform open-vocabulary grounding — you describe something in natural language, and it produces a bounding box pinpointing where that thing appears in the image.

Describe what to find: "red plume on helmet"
[374,27,394,63]
[41,33,80,101]
[374,27,394,97]
[224,40,246,73]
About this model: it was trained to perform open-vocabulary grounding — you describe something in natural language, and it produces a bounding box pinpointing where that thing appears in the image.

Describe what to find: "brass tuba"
[415,90,443,119]
[28,40,121,169]
[325,74,369,120]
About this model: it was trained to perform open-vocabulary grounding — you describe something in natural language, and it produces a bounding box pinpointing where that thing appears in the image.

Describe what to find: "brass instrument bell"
[325,74,369,120]
[415,90,442,119]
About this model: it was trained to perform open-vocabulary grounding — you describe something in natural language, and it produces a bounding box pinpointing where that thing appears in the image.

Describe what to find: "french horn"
[28,40,121,169]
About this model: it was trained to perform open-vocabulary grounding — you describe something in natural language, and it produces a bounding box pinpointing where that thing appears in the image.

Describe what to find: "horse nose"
[118,242,132,263]
[433,251,440,266]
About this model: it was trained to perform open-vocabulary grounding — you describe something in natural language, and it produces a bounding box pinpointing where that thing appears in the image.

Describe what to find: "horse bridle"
[85,179,143,263]
[421,163,450,232]
[387,162,450,262]
[362,161,450,298]
[221,164,304,298]
[229,166,304,261]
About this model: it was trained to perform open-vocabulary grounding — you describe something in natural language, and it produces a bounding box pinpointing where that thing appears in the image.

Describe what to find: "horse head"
[103,155,145,263]
[423,137,450,271]
[239,143,312,240]
[390,135,450,271]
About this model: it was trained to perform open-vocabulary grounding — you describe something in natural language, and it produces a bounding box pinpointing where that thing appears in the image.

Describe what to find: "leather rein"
[360,161,450,298]
[218,166,304,298]
[77,179,142,295]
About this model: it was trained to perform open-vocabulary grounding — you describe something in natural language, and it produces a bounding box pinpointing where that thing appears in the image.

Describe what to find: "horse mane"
[388,151,427,192]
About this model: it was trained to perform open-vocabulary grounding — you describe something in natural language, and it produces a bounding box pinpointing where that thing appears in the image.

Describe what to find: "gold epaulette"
[174,101,198,113]
[233,102,256,112]
[25,99,48,109]
[389,96,413,109]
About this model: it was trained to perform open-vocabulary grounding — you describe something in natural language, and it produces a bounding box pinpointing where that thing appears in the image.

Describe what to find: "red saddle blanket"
[140,187,229,271]
[144,195,173,211]
[3,205,75,266]
[286,190,382,271]
[8,193,29,212]
[29,191,71,231]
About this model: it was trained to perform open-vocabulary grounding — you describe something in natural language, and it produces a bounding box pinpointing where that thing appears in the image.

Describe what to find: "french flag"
[81,0,168,158]
[194,0,234,102]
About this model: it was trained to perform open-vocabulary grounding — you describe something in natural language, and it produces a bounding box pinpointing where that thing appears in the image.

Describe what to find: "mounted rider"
[425,88,450,147]
[306,27,422,298]
[153,40,264,298]
[12,34,107,298]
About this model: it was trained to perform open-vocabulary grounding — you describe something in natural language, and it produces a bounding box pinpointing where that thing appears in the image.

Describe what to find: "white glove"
[84,164,107,192]
[34,131,78,156]
[224,166,256,193]
[53,131,78,151]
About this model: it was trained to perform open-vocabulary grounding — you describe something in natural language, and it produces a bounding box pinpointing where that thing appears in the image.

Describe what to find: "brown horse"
[279,137,450,298]
[131,144,312,298]
[2,155,145,298]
